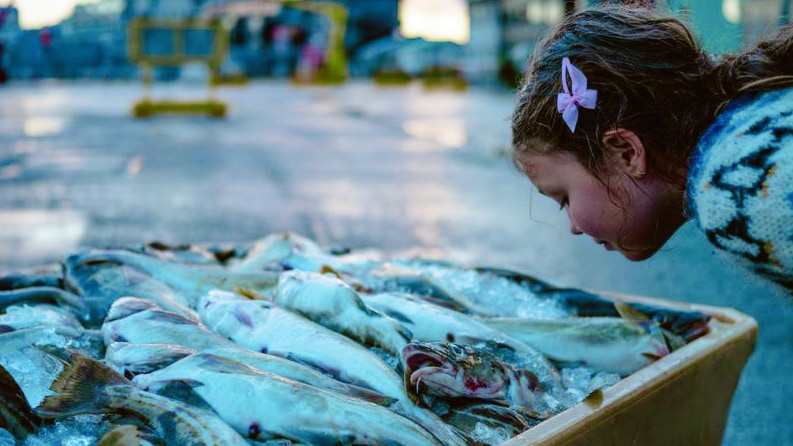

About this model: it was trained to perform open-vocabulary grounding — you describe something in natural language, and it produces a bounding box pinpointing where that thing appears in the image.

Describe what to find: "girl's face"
[520,151,685,261]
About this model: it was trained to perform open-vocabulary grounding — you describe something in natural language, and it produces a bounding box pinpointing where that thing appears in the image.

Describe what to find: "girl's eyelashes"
[558,197,568,211]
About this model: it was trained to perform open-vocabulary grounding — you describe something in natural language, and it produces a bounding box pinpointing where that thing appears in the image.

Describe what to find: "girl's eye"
[558,198,568,211]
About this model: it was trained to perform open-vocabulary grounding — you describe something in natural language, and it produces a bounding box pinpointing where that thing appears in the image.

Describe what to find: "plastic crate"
[501,293,757,446]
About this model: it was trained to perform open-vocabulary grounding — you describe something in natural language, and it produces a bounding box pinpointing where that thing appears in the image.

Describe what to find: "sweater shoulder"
[687,86,793,287]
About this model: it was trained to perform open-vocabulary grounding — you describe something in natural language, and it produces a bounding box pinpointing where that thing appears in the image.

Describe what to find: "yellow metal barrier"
[127,17,229,118]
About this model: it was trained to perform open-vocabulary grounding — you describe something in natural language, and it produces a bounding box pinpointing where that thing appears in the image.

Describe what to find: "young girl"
[512,5,793,288]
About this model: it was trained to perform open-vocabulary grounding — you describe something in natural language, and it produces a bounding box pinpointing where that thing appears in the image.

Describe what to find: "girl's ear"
[602,128,647,178]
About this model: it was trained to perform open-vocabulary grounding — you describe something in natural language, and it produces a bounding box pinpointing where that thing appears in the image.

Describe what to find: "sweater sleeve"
[687,87,793,289]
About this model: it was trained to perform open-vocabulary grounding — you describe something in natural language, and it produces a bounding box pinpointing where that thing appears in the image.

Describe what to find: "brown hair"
[512,5,793,185]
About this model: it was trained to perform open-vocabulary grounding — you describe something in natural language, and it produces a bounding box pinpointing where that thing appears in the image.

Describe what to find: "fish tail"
[36,352,127,418]
[0,364,42,439]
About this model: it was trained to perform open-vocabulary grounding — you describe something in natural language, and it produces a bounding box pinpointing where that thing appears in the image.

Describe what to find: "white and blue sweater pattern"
[687,86,793,289]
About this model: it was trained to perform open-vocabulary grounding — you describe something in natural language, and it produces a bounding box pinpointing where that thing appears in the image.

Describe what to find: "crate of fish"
[0,231,756,446]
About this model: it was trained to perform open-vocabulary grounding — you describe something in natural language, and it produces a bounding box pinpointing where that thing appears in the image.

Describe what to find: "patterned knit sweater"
[687,85,793,289]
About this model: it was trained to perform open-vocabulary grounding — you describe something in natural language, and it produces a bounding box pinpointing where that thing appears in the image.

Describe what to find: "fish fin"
[0,364,43,438]
[191,353,263,376]
[147,310,196,325]
[613,301,652,324]
[513,405,553,421]
[347,387,398,407]
[463,403,533,430]
[96,425,142,446]
[378,307,414,325]
[583,388,605,408]
[149,380,211,410]
[234,286,271,301]
[661,328,686,352]
[36,352,128,418]
[33,345,73,363]
[319,264,344,279]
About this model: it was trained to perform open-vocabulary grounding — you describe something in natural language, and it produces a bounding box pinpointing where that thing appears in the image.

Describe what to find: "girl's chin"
[616,246,658,262]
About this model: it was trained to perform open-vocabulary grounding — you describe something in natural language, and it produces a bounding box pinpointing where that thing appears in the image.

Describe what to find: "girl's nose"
[568,218,584,235]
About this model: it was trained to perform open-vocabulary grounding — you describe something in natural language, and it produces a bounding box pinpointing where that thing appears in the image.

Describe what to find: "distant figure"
[0,43,7,84]
[511,5,793,289]
[39,27,54,78]
[270,25,296,77]
[230,17,249,47]
[229,18,250,75]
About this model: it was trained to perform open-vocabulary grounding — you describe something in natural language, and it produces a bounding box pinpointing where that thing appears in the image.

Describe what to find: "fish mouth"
[105,298,159,322]
[404,348,449,380]
[403,345,504,402]
[402,347,457,397]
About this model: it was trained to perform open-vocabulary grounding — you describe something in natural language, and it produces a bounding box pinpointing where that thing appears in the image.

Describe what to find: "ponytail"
[710,24,793,112]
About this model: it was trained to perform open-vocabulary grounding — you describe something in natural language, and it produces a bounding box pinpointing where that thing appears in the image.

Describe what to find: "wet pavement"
[0,80,790,445]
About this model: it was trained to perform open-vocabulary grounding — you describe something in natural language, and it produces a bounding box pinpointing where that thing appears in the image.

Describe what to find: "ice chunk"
[22,415,105,446]
[386,261,571,319]
[0,428,14,446]
[562,367,592,390]
[470,422,513,446]
[0,347,63,408]
[589,371,621,393]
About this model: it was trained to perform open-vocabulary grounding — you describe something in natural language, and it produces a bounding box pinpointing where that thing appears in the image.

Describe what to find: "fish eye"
[449,344,464,355]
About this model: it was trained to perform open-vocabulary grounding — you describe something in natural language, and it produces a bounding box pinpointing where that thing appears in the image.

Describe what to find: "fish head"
[105,297,161,322]
[617,302,711,346]
[641,322,673,361]
[402,342,509,403]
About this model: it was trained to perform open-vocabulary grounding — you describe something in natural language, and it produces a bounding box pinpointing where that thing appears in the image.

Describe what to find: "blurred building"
[1,0,788,84]
[0,5,20,82]
[1,0,399,81]
[464,0,792,88]
[58,0,129,79]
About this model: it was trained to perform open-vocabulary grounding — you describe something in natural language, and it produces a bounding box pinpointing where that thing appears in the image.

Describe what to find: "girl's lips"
[597,240,614,250]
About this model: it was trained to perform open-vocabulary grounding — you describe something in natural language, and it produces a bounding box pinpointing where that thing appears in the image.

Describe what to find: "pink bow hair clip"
[557,57,597,133]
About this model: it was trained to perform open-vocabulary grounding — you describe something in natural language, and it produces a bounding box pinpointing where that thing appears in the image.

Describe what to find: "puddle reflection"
[23,117,67,138]
[0,209,87,267]
[401,118,467,150]
[316,179,366,218]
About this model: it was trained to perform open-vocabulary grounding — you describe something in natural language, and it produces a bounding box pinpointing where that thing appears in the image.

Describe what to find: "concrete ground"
[0,80,790,445]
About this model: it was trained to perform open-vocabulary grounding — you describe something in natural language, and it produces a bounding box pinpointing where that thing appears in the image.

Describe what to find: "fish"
[134,241,233,266]
[198,292,470,446]
[133,353,447,446]
[0,363,43,440]
[441,403,539,446]
[102,297,393,404]
[359,262,570,319]
[0,287,88,321]
[361,292,563,390]
[231,232,378,280]
[0,267,62,290]
[480,311,671,376]
[63,252,200,326]
[402,342,549,419]
[197,290,407,401]
[105,343,197,377]
[36,351,250,446]
[272,271,412,356]
[64,248,280,312]
[474,267,711,342]
[229,231,327,272]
